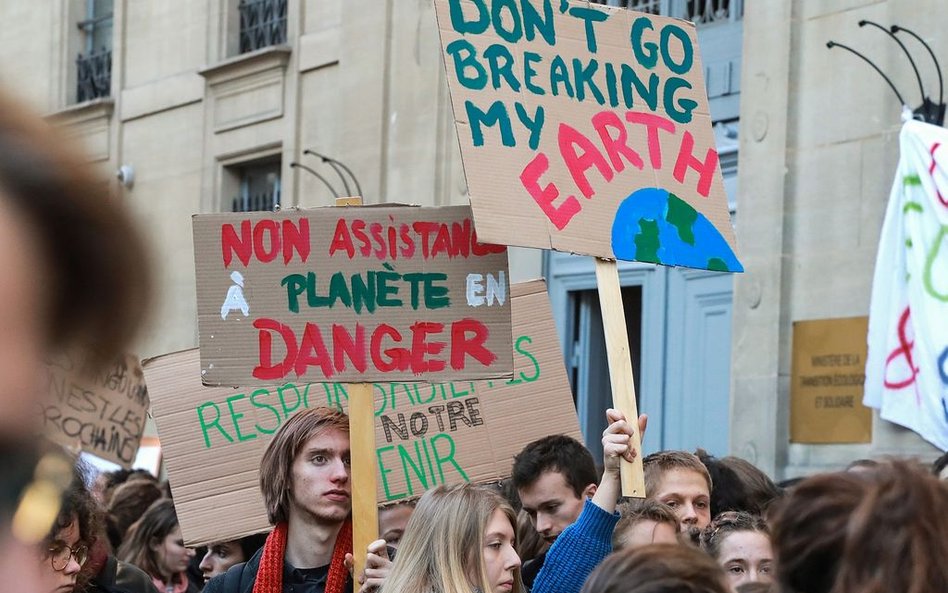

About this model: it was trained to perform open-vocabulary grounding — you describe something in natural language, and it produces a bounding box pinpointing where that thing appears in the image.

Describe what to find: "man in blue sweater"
[511,435,599,590]
[531,409,643,593]
[512,413,645,591]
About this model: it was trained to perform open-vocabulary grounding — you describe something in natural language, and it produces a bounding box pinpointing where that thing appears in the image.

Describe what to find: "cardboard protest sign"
[193,205,513,387]
[790,317,872,444]
[435,0,742,271]
[145,280,580,546]
[42,353,150,467]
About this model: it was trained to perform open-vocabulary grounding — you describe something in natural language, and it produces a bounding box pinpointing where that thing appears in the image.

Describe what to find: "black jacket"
[87,555,162,593]
[203,547,353,593]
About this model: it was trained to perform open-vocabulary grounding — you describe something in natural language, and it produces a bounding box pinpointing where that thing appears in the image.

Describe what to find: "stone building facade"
[0,0,942,477]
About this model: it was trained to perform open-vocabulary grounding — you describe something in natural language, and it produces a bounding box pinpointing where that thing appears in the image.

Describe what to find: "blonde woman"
[382,484,522,593]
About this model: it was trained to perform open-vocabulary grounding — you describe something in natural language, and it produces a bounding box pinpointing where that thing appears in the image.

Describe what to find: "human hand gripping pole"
[594,258,647,497]
[344,539,392,593]
[592,409,648,514]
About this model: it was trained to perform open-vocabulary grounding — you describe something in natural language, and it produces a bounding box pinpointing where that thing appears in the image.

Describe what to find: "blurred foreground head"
[0,90,151,437]
[770,460,948,593]
[0,88,152,591]
[581,544,729,593]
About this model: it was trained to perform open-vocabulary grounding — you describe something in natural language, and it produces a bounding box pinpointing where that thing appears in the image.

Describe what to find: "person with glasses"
[39,464,96,593]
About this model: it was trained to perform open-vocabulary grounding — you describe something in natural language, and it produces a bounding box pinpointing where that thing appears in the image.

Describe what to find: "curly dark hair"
[699,511,770,560]
[44,463,98,549]
[42,460,100,593]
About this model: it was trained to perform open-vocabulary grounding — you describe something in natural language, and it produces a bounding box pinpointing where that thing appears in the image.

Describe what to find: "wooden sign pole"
[594,257,646,498]
[334,197,379,579]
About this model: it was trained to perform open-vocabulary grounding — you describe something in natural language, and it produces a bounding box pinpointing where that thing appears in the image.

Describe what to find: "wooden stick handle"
[594,258,646,498]
[348,382,379,580]
[333,197,379,577]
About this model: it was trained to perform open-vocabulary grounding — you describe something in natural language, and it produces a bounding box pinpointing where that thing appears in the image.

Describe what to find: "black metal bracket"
[290,151,364,202]
[827,21,945,126]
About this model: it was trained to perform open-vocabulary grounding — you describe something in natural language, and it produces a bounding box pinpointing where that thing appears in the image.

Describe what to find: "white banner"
[865,118,948,451]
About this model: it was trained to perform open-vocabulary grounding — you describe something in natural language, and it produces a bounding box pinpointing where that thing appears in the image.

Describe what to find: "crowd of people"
[0,79,947,593]
[26,406,948,593]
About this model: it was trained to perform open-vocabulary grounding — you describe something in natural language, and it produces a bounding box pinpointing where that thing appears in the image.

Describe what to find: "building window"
[239,0,288,54]
[591,0,742,23]
[76,0,113,102]
[684,0,742,24]
[228,159,281,212]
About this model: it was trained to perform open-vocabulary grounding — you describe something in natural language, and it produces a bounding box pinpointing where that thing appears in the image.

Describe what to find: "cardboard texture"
[193,205,513,386]
[145,280,581,546]
[790,317,873,444]
[42,353,150,467]
[434,0,742,272]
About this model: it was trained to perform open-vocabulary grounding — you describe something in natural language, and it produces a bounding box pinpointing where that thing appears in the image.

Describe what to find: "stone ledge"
[199,45,292,85]
[121,72,205,122]
[47,97,115,126]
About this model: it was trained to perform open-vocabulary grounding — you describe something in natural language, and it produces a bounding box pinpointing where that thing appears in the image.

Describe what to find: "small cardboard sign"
[193,205,513,386]
[42,353,150,467]
[435,0,742,271]
[145,280,580,546]
[791,317,873,444]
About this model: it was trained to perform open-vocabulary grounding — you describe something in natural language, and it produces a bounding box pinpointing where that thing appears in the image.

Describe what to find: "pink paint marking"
[883,306,922,405]
[928,142,948,208]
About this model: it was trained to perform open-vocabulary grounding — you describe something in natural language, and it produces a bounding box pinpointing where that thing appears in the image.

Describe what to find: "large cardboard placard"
[146,280,580,546]
[435,0,742,272]
[193,205,513,386]
[42,353,150,467]
[791,317,872,444]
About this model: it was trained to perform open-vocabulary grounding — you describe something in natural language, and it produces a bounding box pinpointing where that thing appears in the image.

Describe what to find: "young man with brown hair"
[204,407,390,593]
[612,500,680,551]
[643,451,713,540]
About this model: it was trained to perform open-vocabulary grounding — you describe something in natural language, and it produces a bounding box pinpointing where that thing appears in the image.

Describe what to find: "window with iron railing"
[76,0,113,102]
[230,160,281,212]
[591,0,743,23]
[239,0,288,54]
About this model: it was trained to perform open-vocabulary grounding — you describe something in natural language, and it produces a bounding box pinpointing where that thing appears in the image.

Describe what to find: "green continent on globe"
[634,219,661,263]
[707,257,728,272]
[665,193,698,246]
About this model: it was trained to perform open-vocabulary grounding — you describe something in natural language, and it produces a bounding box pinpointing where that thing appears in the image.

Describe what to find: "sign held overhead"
[435,0,742,271]
[145,280,581,546]
[193,205,513,386]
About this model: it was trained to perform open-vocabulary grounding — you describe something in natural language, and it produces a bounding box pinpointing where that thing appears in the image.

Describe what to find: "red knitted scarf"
[252,520,353,593]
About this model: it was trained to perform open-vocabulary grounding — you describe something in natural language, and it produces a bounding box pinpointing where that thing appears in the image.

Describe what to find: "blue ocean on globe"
[610,187,743,272]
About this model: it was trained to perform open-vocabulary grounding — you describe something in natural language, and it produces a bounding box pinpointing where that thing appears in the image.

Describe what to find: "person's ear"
[149,537,161,552]
[582,483,597,499]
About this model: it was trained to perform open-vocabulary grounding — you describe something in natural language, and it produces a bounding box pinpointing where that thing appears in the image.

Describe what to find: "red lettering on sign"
[559,122,613,199]
[222,219,311,268]
[450,319,495,370]
[252,318,296,380]
[222,220,252,268]
[329,218,355,258]
[251,320,497,381]
[410,322,447,373]
[626,112,675,170]
[521,110,720,231]
[520,152,581,231]
[673,131,718,198]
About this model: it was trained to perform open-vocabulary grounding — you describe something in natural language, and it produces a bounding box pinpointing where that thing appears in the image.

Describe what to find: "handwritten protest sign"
[435,0,742,271]
[193,205,513,387]
[42,354,150,467]
[145,280,580,546]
